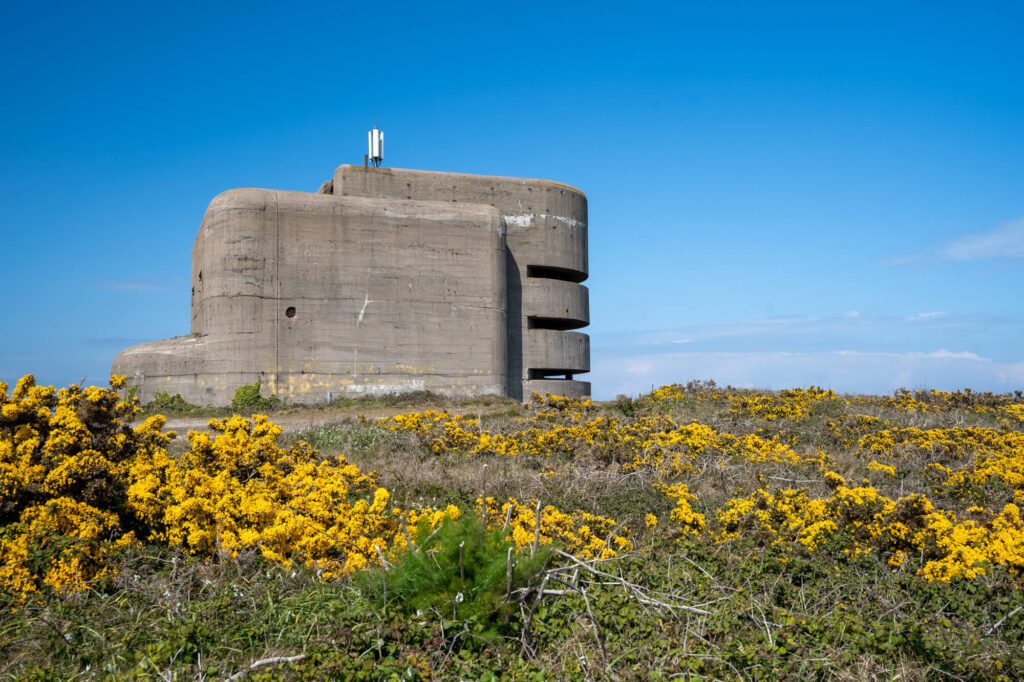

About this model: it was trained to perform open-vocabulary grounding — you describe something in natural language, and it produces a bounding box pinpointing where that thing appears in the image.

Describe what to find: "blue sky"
[2,0,1022,399]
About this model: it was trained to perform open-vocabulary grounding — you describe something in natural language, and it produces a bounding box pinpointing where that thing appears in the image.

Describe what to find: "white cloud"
[997,361,1024,385]
[604,310,987,354]
[625,360,653,375]
[925,349,985,361]
[906,311,947,322]
[634,315,832,346]
[590,349,1022,400]
[887,215,1024,265]
[941,216,1024,261]
[590,311,1024,398]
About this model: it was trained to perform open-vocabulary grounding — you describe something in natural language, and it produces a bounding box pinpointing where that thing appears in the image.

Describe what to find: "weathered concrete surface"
[115,190,507,404]
[524,379,592,399]
[524,278,589,327]
[332,166,588,277]
[331,166,590,400]
[525,330,590,375]
[113,165,589,405]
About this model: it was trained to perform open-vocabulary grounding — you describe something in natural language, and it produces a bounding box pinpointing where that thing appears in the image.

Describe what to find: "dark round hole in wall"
[285,306,296,319]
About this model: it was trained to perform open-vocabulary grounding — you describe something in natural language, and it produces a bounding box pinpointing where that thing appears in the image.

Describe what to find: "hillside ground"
[1,381,1023,680]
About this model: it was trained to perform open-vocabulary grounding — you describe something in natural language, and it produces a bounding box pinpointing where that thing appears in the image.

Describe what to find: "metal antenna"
[368,124,383,168]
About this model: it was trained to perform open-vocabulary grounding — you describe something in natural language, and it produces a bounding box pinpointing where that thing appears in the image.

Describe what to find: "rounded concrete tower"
[330,165,590,400]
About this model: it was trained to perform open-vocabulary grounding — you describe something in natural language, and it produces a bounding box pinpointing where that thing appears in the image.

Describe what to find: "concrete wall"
[113,165,589,405]
[332,166,590,400]
[115,189,507,404]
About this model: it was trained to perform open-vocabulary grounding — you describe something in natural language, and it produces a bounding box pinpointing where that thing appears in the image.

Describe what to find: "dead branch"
[550,549,712,616]
[224,653,307,681]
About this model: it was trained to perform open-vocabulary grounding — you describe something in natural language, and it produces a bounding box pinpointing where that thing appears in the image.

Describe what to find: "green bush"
[146,391,201,414]
[356,513,550,639]
[613,394,637,417]
[230,378,281,412]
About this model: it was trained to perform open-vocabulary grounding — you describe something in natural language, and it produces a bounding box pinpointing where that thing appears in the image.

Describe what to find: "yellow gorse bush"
[5,374,1022,599]
[124,413,412,576]
[825,413,891,449]
[1,376,626,600]
[393,383,1022,585]
[859,426,1024,505]
[716,477,1024,582]
[1,374,142,600]
[875,387,1024,417]
[644,380,726,404]
[670,383,1024,583]
[478,496,631,560]
[727,387,839,421]
[383,405,830,477]
[659,483,706,534]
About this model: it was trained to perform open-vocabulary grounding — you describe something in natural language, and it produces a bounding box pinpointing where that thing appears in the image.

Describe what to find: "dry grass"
[5,383,1023,679]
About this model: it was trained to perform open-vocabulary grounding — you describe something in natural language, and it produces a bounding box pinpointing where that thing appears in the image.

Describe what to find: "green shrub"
[613,394,637,417]
[230,378,281,412]
[147,391,201,414]
[356,513,550,638]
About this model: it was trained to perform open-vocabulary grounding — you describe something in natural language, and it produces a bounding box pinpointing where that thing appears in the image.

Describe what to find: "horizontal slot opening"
[528,316,585,331]
[526,265,586,283]
[528,369,575,381]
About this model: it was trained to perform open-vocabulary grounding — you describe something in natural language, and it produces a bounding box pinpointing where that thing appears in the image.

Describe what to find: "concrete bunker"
[113,164,590,405]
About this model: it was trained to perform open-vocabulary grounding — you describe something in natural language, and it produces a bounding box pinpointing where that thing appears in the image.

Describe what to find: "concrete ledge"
[112,335,210,402]
[334,165,586,204]
[114,339,511,406]
[524,379,591,399]
[525,329,590,374]
[505,215,588,277]
[524,278,589,328]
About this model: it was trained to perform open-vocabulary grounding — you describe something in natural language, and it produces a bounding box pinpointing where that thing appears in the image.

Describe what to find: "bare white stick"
[987,606,1022,635]
[581,588,607,662]
[506,547,515,599]
[551,549,711,616]
[400,517,414,552]
[458,540,466,589]
[533,500,542,557]
[225,654,307,681]
[480,463,489,525]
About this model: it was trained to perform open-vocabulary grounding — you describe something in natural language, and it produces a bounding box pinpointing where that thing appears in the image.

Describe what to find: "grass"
[3,383,1024,680]
[4,533,1020,679]
[140,389,523,424]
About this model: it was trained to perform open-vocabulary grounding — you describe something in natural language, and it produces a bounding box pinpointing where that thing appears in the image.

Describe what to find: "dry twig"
[224,654,307,681]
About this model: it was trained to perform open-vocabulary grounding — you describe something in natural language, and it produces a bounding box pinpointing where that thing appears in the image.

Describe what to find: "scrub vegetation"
[1,376,1023,679]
